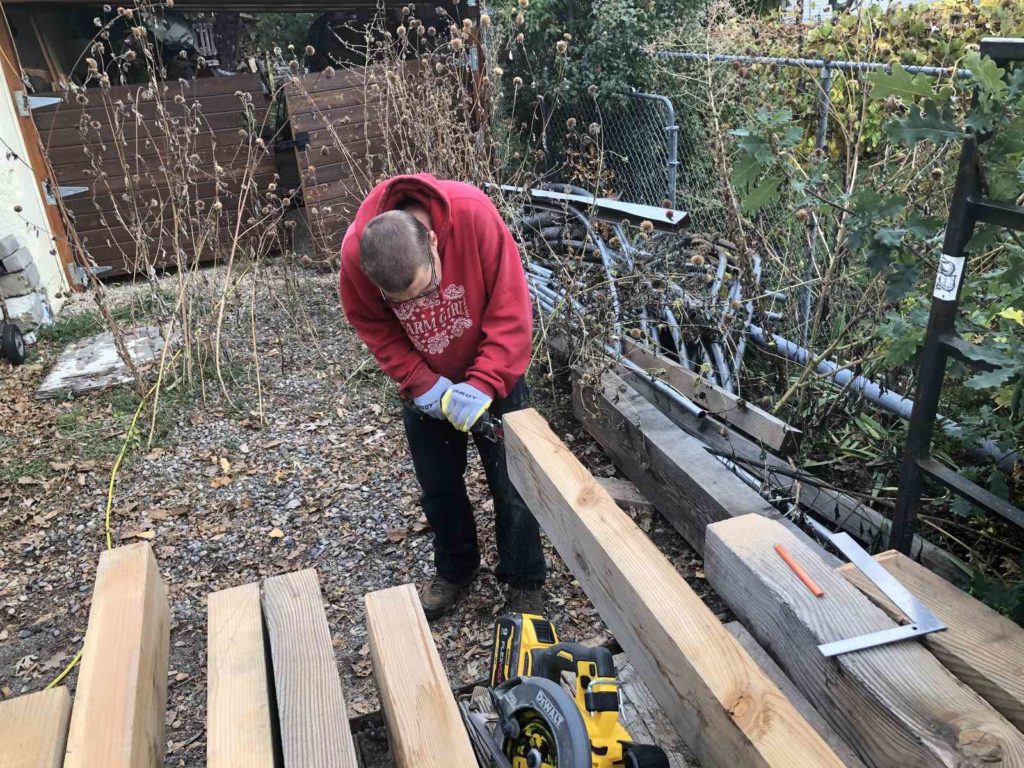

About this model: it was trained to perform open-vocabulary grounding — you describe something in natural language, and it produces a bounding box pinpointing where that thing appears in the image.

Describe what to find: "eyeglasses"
[381,253,440,306]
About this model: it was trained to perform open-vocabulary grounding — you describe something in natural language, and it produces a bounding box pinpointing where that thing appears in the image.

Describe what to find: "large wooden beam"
[504,408,844,768]
[0,687,72,768]
[705,514,1024,768]
[839,550,1024,731]
[622,340,801,454]
[207,583,277,768]
[63,543,170,768]
[574,370,781,553]
[623,366,970,586]
[262,569,358,768]
[364,584,477,767]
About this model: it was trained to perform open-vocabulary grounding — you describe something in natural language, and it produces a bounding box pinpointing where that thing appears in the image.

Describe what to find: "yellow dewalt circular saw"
[460,613,670,768]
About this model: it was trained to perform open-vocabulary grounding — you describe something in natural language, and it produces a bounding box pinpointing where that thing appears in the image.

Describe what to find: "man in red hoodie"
[339,174,545,618]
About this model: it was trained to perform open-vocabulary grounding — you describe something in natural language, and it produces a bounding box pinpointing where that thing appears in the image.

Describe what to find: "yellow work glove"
[441,382,492,432]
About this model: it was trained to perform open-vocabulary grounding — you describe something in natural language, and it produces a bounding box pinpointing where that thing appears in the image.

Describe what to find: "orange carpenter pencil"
[774,543,825,598]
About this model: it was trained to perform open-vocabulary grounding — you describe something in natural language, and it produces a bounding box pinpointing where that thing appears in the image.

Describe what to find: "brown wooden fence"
[284,67,388,262]
[32,74,279,279]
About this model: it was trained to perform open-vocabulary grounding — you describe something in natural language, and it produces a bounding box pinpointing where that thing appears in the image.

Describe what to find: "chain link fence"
[541,91,678,207]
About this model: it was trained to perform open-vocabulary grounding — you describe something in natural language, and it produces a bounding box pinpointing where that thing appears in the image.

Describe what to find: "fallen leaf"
[268,527,285,539]
[210,476,232,489]
[49,461,73,471]
[126,531,156,540]
[174,672,190,682]
[219,457,231,474]
[387,527,409,542]
[260,439,284,449]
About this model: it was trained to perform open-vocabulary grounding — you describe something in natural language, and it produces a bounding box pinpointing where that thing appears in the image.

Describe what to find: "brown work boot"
[419,574,472,620]
[504,587,544,616]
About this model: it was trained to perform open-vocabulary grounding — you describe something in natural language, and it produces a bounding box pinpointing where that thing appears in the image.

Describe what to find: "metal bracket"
[44,180,89,205]
[275,132,311,152]
[14,91,61,116]
[809,526,946,656]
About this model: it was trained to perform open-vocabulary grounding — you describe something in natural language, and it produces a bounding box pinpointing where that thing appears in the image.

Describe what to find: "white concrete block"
[2,291,52,330]
[1,245,33,273]
[0,262,41,297]
[0,233,23,260]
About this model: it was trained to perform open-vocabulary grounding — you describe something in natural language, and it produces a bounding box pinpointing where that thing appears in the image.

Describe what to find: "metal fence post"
[630,91,678,206]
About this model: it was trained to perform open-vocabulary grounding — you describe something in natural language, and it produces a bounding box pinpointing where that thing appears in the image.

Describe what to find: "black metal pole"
[889,138,980,552]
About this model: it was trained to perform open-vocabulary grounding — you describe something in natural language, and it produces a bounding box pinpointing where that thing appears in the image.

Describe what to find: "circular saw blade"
[493,677,591,768]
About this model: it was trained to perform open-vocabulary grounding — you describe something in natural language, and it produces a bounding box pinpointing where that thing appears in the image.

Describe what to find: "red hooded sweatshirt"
[339,174,532,400]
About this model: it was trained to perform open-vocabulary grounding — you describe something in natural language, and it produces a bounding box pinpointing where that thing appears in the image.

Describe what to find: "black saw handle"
[528,642,616,683]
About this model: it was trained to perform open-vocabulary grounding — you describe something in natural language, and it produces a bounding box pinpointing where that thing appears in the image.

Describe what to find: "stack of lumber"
[208,568,358,767]
[505,407,1024,768]
[0,542,170,768]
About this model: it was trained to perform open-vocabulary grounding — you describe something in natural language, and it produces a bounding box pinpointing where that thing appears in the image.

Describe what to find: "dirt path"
[0,266,709,766]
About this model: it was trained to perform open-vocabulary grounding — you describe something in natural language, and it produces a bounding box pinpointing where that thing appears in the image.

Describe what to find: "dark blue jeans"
[402,378,546,589]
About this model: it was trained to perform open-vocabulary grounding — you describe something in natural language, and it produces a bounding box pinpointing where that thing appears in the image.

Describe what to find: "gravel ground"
[0,264,715,766]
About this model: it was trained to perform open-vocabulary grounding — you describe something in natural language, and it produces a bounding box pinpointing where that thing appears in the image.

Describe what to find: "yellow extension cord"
[45,376,163,689]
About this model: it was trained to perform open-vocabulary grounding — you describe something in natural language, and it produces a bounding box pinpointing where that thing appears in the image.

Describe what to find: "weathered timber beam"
[504,408,845,768]
[622,339,801,455]
[623,366,970,586]
[575,370,829,558]
[64,543,170,768]
[839,550,1024,731]
[705,514,1024,768]
[365,584,477,767]
[207,583,276,768]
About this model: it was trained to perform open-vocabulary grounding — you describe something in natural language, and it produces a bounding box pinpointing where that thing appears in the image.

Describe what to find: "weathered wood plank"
[623,339,801,454]
[839,550,1024,731]
[207,583,276,768]
[615,656,698,768]
[0,687,72,768]
[63,543,170,768]
[705,514,1024,768]
[623,365,970,585]
[574,370,783,553]
[596,476,655,513]
[262,568,358,768]
[504,408,844,768]
[364,584,476,767]
[723,622,866,768]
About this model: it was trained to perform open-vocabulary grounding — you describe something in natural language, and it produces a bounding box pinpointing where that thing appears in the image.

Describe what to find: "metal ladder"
[890,37,1024,553]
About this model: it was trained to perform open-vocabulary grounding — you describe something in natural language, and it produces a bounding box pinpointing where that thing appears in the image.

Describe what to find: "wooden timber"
[63,543,170,768]
[839,550,1024,732]
[207,583,277,768]
[575,370,810,555]
[0,687,72,768]
[596,476,656,513]
[364,584,476,767]
[622,339,801,454]
[262,568,358,768]
[622,363,970,585]
[504,408,844,768]
[723,623,866,768]
[705,514,1024,768]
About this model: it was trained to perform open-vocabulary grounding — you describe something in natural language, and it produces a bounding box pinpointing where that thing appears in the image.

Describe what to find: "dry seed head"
[256,137,266,148]
[463,18,472,28]
[566,117,577,129]
[125,50,136,62]
[288,43,295,51]
[103,3,111,9]
[427,26,437,37]
[289,60,299,72]
[305,45,315,56]
[397,24,407,36]
[795,208,808,222]
[451,38,464,51]
[563,32,573,40]
[449,23,459,35]
[237,128,247,137]
[588,122,600,136]
[481,14,491,27]
[587,84,598,97]
[516,13,525,25]
[268,182,278,191]
[196,200,206,211]
[435,62,444,73]
[213,200,223,211]
[132,25,145,38]
[512,76,523,87]
[931,167,943,181]
[174,94,185,104]
[76,93,89,105]
[94,17,102,27]
[178,49,188,60]
[320,145,329,156]
[86,57,99,73]
[690,253,705,266]
[556,40,567,54]
[493,65,504,76]
[516,32,525,43]
[639,220,654,234]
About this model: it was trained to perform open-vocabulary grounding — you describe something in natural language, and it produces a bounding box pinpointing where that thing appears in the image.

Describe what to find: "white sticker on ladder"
[933,253,965,301]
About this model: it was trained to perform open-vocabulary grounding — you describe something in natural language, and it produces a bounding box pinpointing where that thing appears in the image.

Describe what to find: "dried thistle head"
[588,84,599,97]
[481,14,492,26]
[305,45,316,56]
[588,122,600,136]
[462,18,472,28]
[324,66,336,79]
[515,32,525,43]
[174,94,185,105]
[86,57,99,73]
[451,38,464,51]
[512,76,523,87]
[427,26,437,37]
[566,117,577,129]
[212,200,223,211]
[492,65,504,76]
[125,50,136,62]
[639,220,654,235]
[516,12,525,25]
[555,39,568,54]
[397,24,407,36]
[289,60,299,73]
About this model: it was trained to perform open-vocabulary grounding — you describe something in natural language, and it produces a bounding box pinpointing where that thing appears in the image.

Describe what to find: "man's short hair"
[359,210,431,294]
